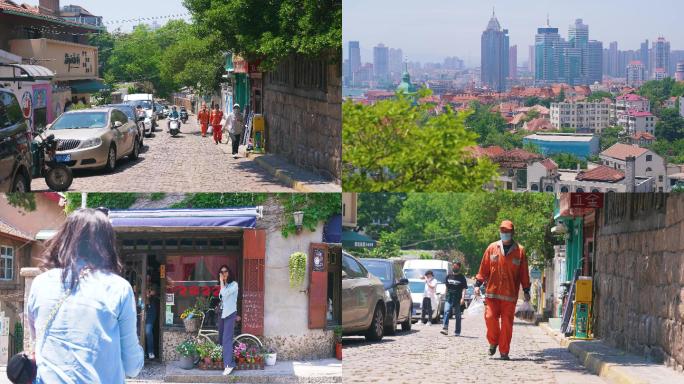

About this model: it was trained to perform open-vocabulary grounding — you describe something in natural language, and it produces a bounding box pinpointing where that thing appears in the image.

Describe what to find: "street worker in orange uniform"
[210,105,224,145]
[473,220,531,360]
[197,103,210,137]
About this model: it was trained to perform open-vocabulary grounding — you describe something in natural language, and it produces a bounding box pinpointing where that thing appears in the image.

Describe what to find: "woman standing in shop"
[217,265,239,376]
[25,208,144,383]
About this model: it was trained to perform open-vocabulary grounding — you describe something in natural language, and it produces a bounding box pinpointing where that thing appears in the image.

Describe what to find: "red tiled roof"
[540,158,558,171]
[631,132,656,141]
[626,109,653,117]
[601,143,649,160]
[524,118,554,131]
[500,148,542,161]
[0,218,33,242]
[509,113,526,125]
[576,165,624,182]
[0,0,101,30]
[617,94,647,102]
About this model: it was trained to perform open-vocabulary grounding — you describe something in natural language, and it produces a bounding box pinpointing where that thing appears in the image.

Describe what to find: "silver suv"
[342,252,387,341]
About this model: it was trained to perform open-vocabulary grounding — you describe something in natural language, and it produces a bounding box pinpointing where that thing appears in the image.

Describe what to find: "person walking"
[441,262,467,336]
[228,104,245,159]
[419,271,438,326]
[474,220,531,360]
[145,286,160,359]
[26,208,144,383]
[197,103,210,138]
[210,105,224,145]
[217,265,239,376]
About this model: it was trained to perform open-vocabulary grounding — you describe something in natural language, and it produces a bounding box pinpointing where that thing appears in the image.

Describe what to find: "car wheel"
[129,139,140,160]
[11,172,29,192]
[365,304,384,342]
[401,312,412,332]
[104,145,117,173]
[385,308,397,336]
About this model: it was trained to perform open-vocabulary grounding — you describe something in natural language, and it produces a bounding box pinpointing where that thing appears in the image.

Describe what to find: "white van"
[123,93,157,128]
[403,259,452,323]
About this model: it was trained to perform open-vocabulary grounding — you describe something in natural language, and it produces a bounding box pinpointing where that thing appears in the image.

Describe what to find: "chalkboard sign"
[312,248,325,272]
[242,291,264,333]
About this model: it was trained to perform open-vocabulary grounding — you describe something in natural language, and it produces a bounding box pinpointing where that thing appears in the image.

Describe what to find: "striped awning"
[108,207,262,229]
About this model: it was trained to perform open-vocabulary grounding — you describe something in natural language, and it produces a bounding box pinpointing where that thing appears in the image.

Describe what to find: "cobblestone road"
[343,314,609,384]
[32,117,295,192]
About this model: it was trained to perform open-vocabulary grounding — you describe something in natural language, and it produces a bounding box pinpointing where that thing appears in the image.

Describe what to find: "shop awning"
[35,229,58,240]
[109,208,261,230]
[323,214,342,243]
[0,63,54,81]
[70,79,110,94]
[342,230,376,248]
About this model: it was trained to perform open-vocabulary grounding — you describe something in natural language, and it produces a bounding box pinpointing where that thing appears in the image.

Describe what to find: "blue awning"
[323,214,342,243]
[108,208,260,229]
[70,79,110,94]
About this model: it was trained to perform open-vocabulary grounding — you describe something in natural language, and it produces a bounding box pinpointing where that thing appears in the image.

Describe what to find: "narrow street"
[31,117,296,192]
[343,315,609,384]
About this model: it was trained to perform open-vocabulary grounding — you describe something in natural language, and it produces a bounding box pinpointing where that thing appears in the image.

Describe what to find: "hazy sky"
[344,0,684,66]
[23,0,190,31]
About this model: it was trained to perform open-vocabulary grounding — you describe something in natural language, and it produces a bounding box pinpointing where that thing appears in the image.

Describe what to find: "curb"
[251,155,318,193]
[538,323,649,384]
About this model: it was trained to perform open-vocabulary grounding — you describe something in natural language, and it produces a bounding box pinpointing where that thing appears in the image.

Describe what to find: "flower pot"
[335,342,342,360]
[265,353,277,366]
[179,355,194,370]
[203,357,212,365]
[183,317,200,333]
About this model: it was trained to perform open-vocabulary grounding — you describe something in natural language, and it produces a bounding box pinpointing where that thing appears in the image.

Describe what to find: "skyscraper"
[627,61,647,86]
[348,41,361,86]
[650,37,670,79]
[509,45,517,80]
[609,41,619,77]
[640,39,650,74]
[389,48,404,81]
[528,45,535,73]
[373,43,390,83]
[481,9,509,92]
[587,40,604,84]
[568,18,589,48]
[535,16,561,84]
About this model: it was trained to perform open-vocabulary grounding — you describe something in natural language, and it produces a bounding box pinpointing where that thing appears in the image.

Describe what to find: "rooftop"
[0,218,34,241]
[617,94,647,102]
[524,118,555,132]
[576,165,625,182]
[626,109,653,117]
[524,133,596,142]
[0,0,102,30]
[631,132,656,141]
[601,143,649,160]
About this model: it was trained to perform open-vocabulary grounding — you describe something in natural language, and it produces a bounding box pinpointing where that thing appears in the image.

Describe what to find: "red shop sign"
[233,56,248,73]
[248,60,262,74]
[570,193,604,209]
[168,285,221,297]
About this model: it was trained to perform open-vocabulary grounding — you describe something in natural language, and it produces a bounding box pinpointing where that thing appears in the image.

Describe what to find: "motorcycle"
[31,129,74,192]
[179,107,188,124]
[168,117,181,137]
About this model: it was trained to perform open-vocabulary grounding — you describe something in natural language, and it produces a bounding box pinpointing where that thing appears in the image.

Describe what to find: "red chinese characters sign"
[248,60,262,74]
[168,284,221,297]
[570,193,604,209]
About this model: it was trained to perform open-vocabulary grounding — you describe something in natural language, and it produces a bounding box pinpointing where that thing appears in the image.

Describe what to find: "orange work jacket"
[198,109,210,125]
[476,240,531,302]
[210,110,224,126]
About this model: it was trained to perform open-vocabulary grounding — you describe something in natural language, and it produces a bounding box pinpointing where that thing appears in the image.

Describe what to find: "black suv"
[359,258,412,335]
[0,89,32,192]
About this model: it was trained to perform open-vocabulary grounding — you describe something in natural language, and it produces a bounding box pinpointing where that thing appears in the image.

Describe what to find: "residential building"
[550,101,611,133]
[509,45,517,80]
[59,4,102,27]
[675,61,684,81]
[650,37,670,79]
[600,143,668,191]
[481,10,509,92]
[617,110,657,135]
[522,118,554,132]
[629,132,656,147]
[626,61,647,87]
[373,43,389,83]
[523,133,599,158]
[654,68,668,80]
[613,93,650,123]
[664,96,677,109]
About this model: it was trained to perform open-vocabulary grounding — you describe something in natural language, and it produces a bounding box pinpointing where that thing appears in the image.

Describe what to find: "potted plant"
[196,341,214,368]
[288,251,307,288]
[211,344,223,370]
[175,339,197,370]
[263,345,277,366]
[334,325,342,360]
[180,306,204,333]
[233,342,247,369]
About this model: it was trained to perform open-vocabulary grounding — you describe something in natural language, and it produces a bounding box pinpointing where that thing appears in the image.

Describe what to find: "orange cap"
[499,220,514,230]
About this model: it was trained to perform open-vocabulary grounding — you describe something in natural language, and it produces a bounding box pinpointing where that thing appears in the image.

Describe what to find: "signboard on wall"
[570,193,604,209]
[241,291,264,333]
[233,55,248,74]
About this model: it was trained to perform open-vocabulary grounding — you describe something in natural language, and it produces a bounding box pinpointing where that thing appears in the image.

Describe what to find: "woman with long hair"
[217,264,239,376]
[27,208,144,383]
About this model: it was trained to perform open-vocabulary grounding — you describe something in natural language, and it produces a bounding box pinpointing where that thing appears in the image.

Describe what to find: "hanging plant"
[289,252,307,288]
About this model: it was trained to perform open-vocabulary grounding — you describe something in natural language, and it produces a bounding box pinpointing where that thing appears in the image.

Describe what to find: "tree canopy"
[586,91,614,102]
[655,108,684,142]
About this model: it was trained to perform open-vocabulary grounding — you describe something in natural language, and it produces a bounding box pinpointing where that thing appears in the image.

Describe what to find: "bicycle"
[195,308,263,352]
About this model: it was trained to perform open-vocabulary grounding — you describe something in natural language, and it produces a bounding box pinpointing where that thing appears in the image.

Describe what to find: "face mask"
[500,232,512,242]
[453,267,460,273]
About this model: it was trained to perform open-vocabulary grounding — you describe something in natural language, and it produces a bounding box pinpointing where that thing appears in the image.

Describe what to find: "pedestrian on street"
[419,270,437,326]
[441,261,467,336]
[217,265,240,376]
[26,208,144,383]
[210,105,224,145]
[228,104,245,159]
[197,102,210,137]
[473,220,531,360]
[144,286,160,360]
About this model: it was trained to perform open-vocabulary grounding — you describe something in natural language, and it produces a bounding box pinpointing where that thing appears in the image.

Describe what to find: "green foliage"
[418,252,433,260]
[357,193,406,238]
[600,126,625,151]
[361,232,401,259]
[197,340,217,359]
[183,0,341,69]
[655,108,684,141]
[176,340,197,357]
[524,97,552,108]
[150,193,166,201]
[88,31,115,78]
[64,193,138,213]
[557,88,565,102]
[5,193,36,212]
[343,89,499,192]
[586,91,613,102]
[649,139,684,163]
[638,78,684,113]
[170,193,269,209]
[288,252,307,288]
[278,193,341,238]
[550,153,587,170]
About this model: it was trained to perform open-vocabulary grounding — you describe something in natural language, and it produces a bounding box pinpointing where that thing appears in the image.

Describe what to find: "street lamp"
[293,211,304,233]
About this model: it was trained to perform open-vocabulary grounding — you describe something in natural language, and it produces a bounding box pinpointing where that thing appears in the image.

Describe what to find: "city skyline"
[343,0,684,66]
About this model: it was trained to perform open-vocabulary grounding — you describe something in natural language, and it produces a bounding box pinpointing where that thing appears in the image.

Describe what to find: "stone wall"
[263,54,342,183]
[595,193,684,371]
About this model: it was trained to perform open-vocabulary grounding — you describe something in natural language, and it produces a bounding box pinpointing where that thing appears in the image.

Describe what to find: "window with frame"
[0,246,14,280]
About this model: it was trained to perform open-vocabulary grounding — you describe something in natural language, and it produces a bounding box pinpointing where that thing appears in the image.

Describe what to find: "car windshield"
[404,268,447,283]
[127,100,152,109]
[360,260,392,282]
[409,281,424,293]
[109,106,135,120]
[51,112,108,129]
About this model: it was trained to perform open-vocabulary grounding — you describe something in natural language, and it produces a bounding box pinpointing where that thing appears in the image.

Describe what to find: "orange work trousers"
[484,298,516,354]
[213,125,223,143]
[201,123,208,137]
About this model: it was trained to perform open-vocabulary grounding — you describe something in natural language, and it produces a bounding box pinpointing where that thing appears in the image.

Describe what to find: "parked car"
[101,104,144,148]
[124,94,156,128]
[46,107,140,172]
[403,259,451,322]
[359,258,412,334]
[342,252,386,341]
[0,88,32,192]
